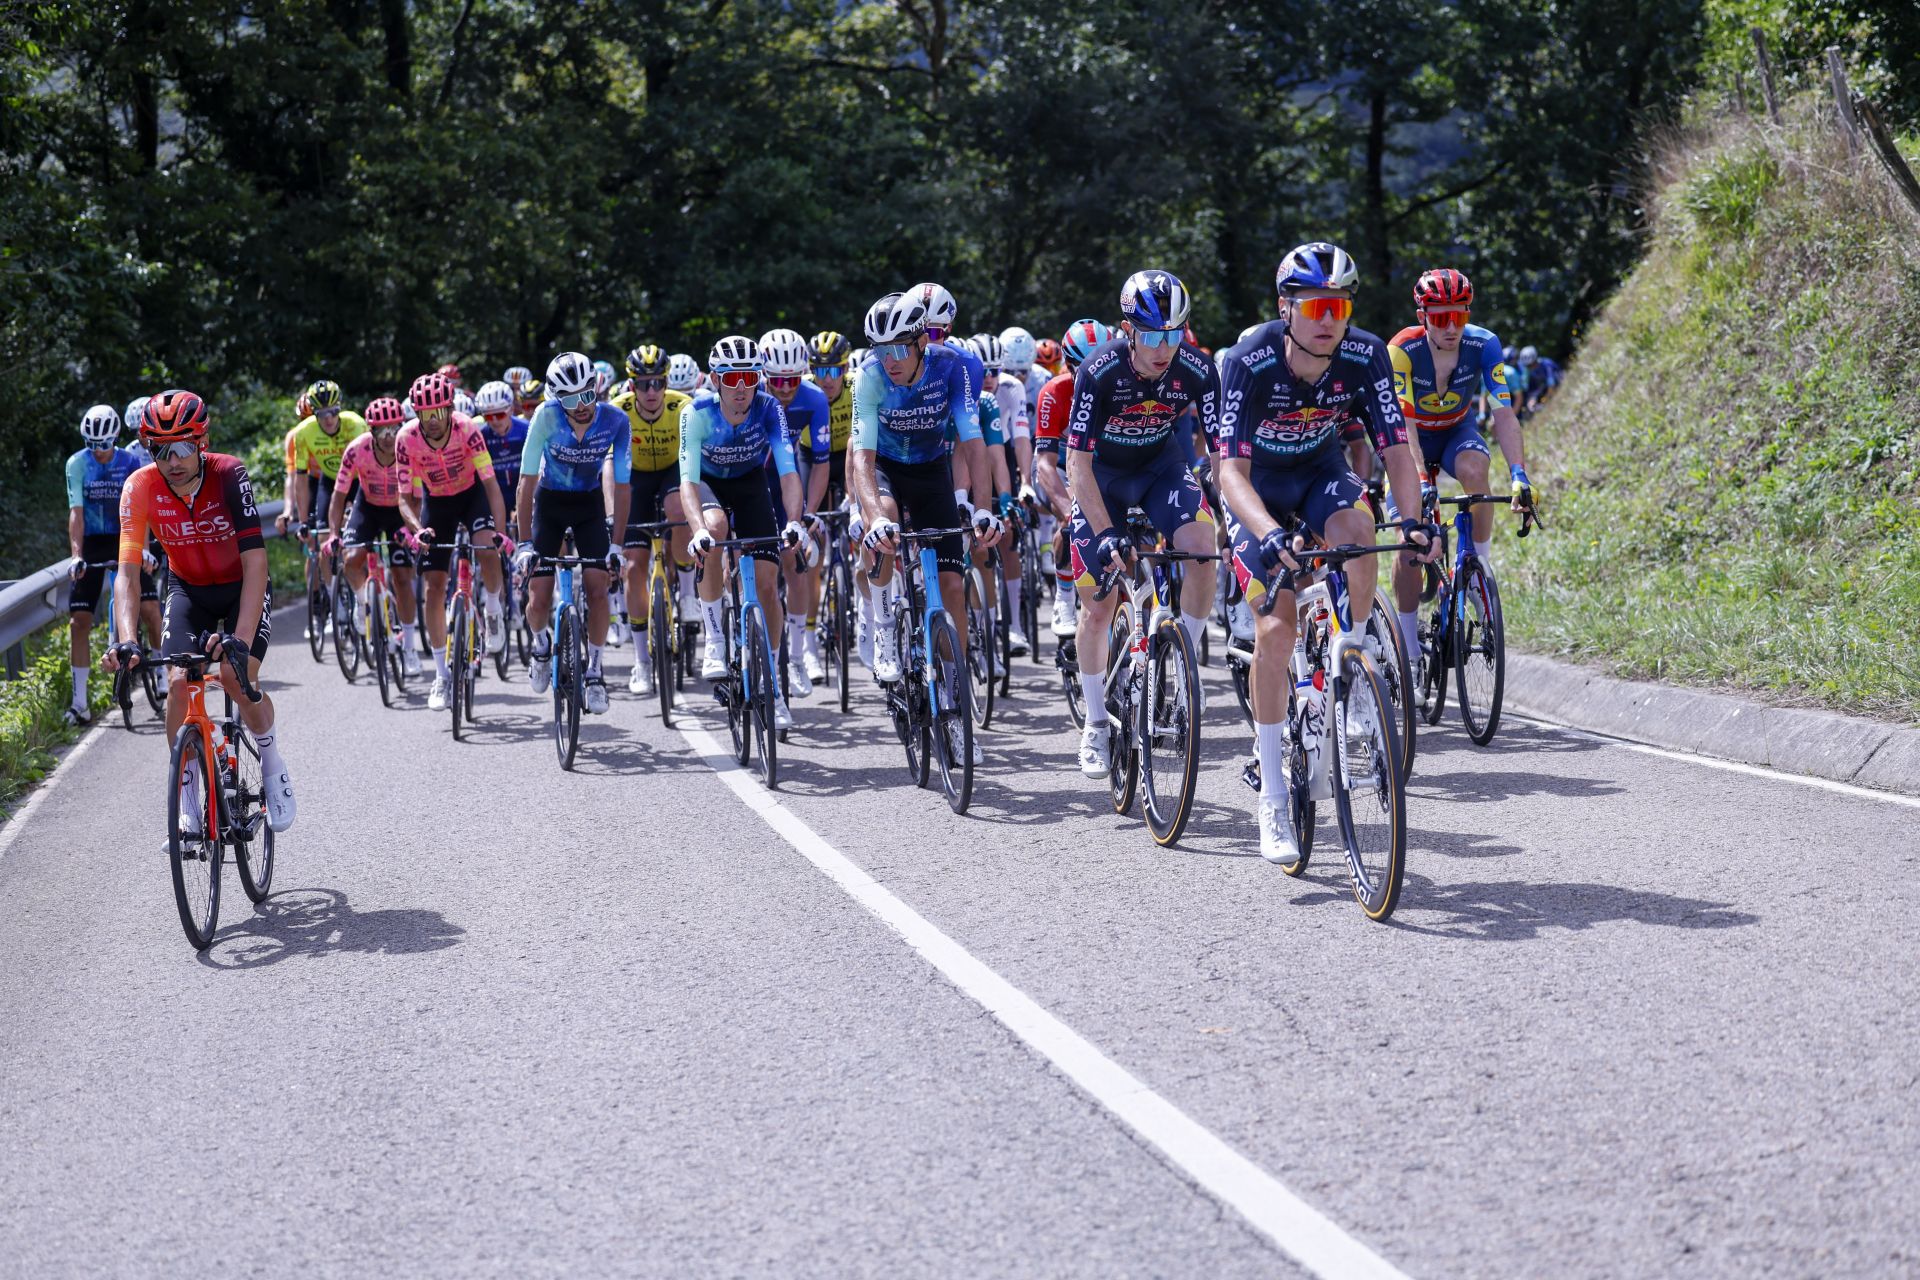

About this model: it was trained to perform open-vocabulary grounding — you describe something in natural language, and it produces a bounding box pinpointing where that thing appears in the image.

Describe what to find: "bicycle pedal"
[1240,758,1262,793]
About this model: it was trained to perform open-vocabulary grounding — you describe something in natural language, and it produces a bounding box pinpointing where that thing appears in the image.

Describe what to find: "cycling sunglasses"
[482,410,512,420]
[1132,327,1183,349]
[873,343,915,362]
[558,389,598,409]
[1422,307,1469,329]
[767,375,802,390]
[314,406,342,418]
[925,325,950,343]
[153,441,200,460]
[811,364,845,380]
[1294,296,1354,323]
[631,377,667,392]
[716,369,761,389]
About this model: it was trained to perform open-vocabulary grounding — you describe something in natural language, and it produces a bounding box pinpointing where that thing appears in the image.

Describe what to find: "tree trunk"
[379,0,410,97]
[129,0,158,171]
[1363,85,1390,286]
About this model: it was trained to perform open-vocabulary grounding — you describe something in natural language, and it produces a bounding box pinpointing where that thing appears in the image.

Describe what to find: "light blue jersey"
[680,390,794,483]
[523,401,631,491]
[851,344,979,465]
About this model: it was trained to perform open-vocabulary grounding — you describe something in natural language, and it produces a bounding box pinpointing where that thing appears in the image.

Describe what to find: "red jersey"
[118,452,265,586]
[1034,371,1074,449]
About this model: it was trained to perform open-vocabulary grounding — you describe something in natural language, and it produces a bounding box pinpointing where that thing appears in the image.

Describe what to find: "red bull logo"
[1107,399,1177,438]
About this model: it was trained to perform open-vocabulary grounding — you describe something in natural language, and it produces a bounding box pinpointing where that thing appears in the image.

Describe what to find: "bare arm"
[68,507,85,560]
[1488,403,1527,474]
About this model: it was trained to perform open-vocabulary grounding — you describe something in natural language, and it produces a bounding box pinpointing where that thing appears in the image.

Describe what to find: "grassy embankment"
[1503,100,1920,723]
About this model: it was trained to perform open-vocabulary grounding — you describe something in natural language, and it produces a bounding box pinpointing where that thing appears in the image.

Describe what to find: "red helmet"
[436,362,463,386]
[295,390,312,419]
[365,397,406,428]
[409,372,456,411]
[1414,268,1473,310]
[140,389,210,445]
[1034,338,1062,368]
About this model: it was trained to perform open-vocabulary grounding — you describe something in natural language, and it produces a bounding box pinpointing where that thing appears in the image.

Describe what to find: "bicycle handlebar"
[1254,540,1426,615]
[155,632,263,701]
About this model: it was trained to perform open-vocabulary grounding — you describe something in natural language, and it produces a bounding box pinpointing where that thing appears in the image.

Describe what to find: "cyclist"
[1216,242,1431,864]
[610,343,691,698]
[1517,345,1560,411]
[503,365,533,397]
[1035,337,1064,377]
[122,396,153,466]
[511,351,631,715]
[328,396,421,677]
[667,353,701,394]
[954,334,1032,660]
[1065,271,1220,780]
[850,290,1001,698]
[511,375,545,421]
[758,328,832,696]
[678,336,805,731]
[593,359,617,403]
[1386,268,1533,675]
[1034,318,1113,638]
[808,331,871,666]
[63,405,156,724]
[395,370,510,711]
[999,326,1050,422]
[474,379,531,504]
[277,380,366,628]
[438,362,464,390]
[104,390,295,832]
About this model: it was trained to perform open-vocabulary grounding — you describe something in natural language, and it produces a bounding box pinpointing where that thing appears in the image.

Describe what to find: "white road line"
[0,723,113,859]
[1507,707,1920,810]
[674,715,1412,1280]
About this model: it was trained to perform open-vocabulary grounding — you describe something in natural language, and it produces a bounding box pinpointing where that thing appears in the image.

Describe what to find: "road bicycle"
[440,523,489,740]
[542,531,594,771]
[710,534,786,789]
[1091,512,1217,847]
[813,507,856,713]
[1252,539,1414,922]
[879,526,974,815]
[1414,486,1542,746]
[1012,500,1045,665]
[295,522,339,663]
[361,530,411,708]
[146,637,274,950]
[962,539,1001,730]
[626,518,688,724]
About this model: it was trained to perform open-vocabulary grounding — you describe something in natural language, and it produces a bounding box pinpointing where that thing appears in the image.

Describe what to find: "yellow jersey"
[289,412,367,480]
[613,388,691,473]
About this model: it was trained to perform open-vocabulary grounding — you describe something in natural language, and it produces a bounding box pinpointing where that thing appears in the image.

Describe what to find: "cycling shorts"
[1417,421,1490,477]
[623,466,679,545]
[344,498,414,567]
[1067,445,1213,585]
[531,487,609,576]
[875,455,964,575]
[69,532,158,613]
[694,472,777,543]
[419,485,497,573]
[160,577,272,663]
[1222,456,1367,599]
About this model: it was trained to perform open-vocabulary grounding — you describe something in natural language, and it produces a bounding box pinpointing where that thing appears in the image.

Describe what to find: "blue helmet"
[1118,269,1190,331]
[1061,318,1116,366]
[1276,242,1360,296]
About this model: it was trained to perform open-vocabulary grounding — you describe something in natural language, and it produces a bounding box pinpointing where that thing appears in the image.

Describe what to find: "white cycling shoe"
[530,650,552,694]
[1078,722,1112,779]
[1258,797,1298,865]
[1050,591,1077,637]
[774,697,794,732]
[401,647,422,679]
[484,610,506,656]
[872,614,902,683]
[629,662,653,696]
[701,639,727,681]
[1008,625,1031,657]
[427,676,449,711]
[787,653,813,699]
[584,677,609,715]
[801,632,827,682]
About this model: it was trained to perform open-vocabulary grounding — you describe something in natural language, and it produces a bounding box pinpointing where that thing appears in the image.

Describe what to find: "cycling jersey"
[993,373,1030,440]
[932,339,986,417]
[398,413,495,498]
[1034,371,1073,458]
[1216,319,1407,469]
[1388,324,1512,431]
[1065,340,1219,469]
[850,345,979,465]
[679,389,793,482]
[771,381,833,469]
[335,433,404,508]
[118,452,264,586]
[480,414,531,489]
[66,447,142,535]
[800,379,854,454]
[612,387,691,473]
[522,400,630,491]
[288,412,368,479]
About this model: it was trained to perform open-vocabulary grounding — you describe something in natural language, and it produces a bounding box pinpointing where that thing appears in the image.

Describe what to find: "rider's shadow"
[1289,871,1759,941]
[199,887,464,969]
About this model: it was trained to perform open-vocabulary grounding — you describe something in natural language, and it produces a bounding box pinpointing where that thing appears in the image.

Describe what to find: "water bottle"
[1291,641,1329,801]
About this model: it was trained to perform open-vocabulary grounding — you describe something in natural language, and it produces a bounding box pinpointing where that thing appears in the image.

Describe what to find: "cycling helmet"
[123,396,149,434]
[1276,242,1360,295]
[409,371,456,412]
[1119,268,1191,331]
[1414,267,1473,310]
[947,336,979,365]
[624,344,668,379]
[864,291,929,345]
[1034,337,1062,368]
[402,398,417,422]
[666,353,700,391]
[757,328,810,377]
[808,331,851,368]
[452,389,476,417]
[437,362,463,386]
[80,404,121,446]
[969,332,1005,372]
[503,365,532,390]
[911,282,958,329]
[592,359,616,394]
[1060,319,1116,366]
[998,326,1036,372]
[365,397,406,428]
[545,351,597,399]
[306,379,344,412]
[708,335,763,375]
[295,390,312,419]
[474,380,513,414]
[1518,346,1539,366]
[139,389,210,445]
[515,377,542,404]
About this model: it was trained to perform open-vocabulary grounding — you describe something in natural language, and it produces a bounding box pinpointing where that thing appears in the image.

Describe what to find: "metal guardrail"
[1,499,287,679]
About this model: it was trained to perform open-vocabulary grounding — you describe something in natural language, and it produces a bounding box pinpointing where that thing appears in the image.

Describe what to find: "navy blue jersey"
[1216,320,1407,470]
[1064,340,1219,470]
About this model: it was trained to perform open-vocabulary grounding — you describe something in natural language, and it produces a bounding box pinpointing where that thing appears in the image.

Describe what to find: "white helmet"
[757,328,809,377]
[667,353,700,391]
[864,291,929,345]
[911,282,958,330]
[452,389,476,417]
[947,336,979,364]
[1518,345,1539,365]
[123,396,150,434]
[474,380,513,414]
[80,403,121,446]
[545,351,597,398]
[999,326,1037,373]
[592,359,616,395]
[969,332,1005,372]
[402,398,417,422]
[708,335,762,375]
[502,365,532,390]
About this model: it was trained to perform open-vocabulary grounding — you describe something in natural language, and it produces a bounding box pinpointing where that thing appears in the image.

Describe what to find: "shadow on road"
[199,887,464,969]
[1280,871,1758,941]
[1407,770,1625,804]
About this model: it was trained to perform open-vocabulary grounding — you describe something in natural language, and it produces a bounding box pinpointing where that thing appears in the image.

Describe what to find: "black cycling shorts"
[1222,453,1368,599]
[622,467,680,545]
[419,485,497,573]
[875,454,964,575]
[531,487,609,576]
[343,499,414,567]
[694,471,778,543]
[160,577,273,663]
[68,532,158,612]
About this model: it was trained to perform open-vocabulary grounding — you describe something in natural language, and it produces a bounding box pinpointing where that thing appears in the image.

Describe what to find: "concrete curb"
[1505,653,1920,797]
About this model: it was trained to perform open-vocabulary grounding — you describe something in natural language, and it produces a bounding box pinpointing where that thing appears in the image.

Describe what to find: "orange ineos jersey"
[118,452,266,586]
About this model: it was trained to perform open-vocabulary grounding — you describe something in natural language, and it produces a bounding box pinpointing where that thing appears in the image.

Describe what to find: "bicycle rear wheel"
[372,598,394,707]
[1139,619,1201,846]
[462,607,481,722]
[1332,652,1406,922]
[449,597,469,740]
[168,724,221,950]
[831,557,853,712]
[1366,596,1416,784]
[746,606,778,788]
[928,611,973,814]
[306,571,327,664]
[1453,562,1506,746]
[141,655,166,718]
[553,608,581,770]
[651,571,674,725]
[229,718,274,903]
[1020,553,1042,665]
[963,571,994,730]
[1059,639,1085,727]
[1106,606,1137,817]
[1417,600,1449,727]
[899,610,932,788]
[333,581,361,682]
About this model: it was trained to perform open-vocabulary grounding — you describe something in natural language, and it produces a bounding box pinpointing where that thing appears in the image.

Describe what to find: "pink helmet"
[408,372,455,412]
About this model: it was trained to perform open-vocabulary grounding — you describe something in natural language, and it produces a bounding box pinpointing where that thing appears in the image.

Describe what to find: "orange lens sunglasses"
[1295,296,1353,323]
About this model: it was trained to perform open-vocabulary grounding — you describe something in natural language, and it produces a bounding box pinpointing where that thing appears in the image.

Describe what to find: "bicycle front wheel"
[372,596,394,708]
[553,608,581,770]
[449,597,469,740]
[1332,652,1406,922]
[928,611,973,814]
[1366,596,1416,784]
[306,574,327,664]
[115,664,135,730]
[229,718,274,904]
[333,581,361,682]
[1417,601,1449,727]
[745,606,778,788]
[168,724,221,950]
[1139,618,1201,846]
[1106,606,1137,817]
[650,571,674,725]
[1453,562,1506,746]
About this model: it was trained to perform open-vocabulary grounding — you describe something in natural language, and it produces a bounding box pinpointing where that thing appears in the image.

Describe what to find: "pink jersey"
[396,413,494,498]
[336,432,404,507]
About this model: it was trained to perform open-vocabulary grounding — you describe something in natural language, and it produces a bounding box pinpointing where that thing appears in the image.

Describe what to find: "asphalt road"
[2,613,1915,1278]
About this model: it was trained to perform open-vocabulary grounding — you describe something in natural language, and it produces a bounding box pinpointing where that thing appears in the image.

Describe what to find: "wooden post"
[1855,96,1920,222]
[1827,47,1859,153]
[1752,28,1781,125]
[1733,72,1748,117]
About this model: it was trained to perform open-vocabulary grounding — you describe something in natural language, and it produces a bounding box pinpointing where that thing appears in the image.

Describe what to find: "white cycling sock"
[1081,672,1107,725]
[1180,610,1208,652]
[400,623,418,651]
[869,580,891,620]
[432,646,449,681]
[1005,575,1023,623]
[71,666,88,708]
[1397,610,1421,660]
[787,614,807,649]
[1256,719,1287,802]
[587,643,603,673]
[701,596,725,641]
[1474,539,1492,567]
[678,567,696,598]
